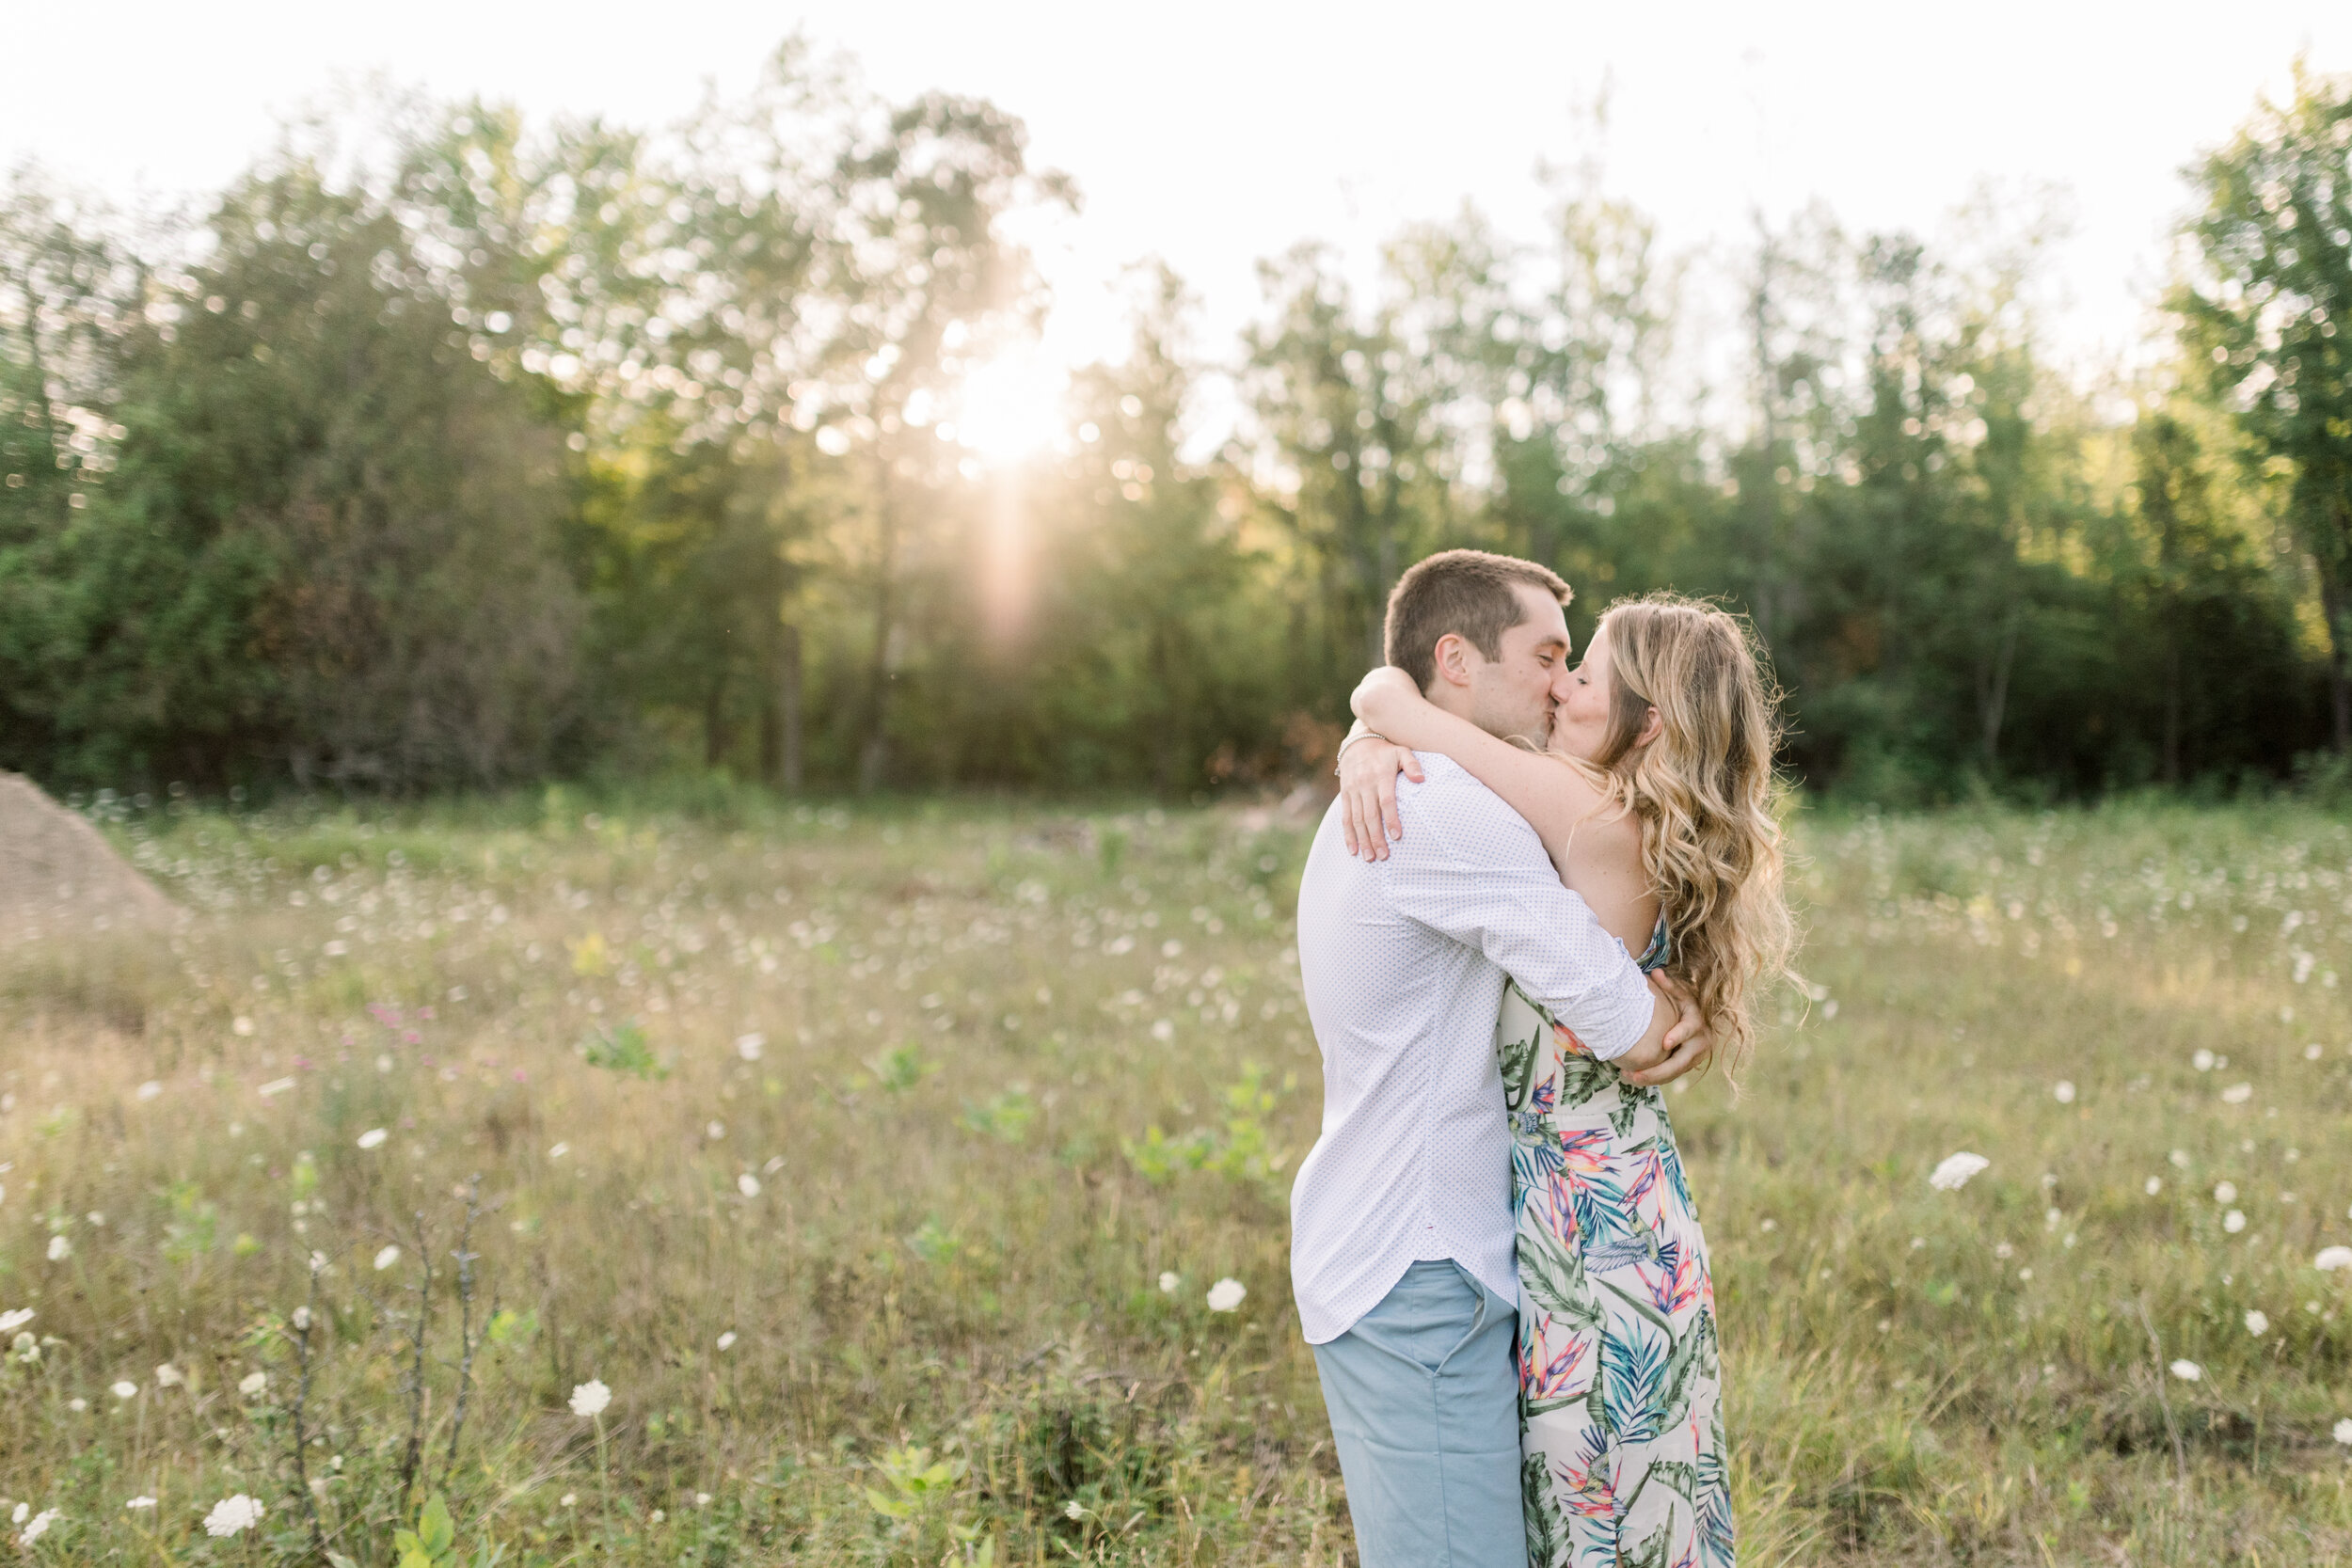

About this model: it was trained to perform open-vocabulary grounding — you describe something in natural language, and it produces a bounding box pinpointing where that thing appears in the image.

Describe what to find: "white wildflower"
[258,1077,295,1099]
[110,1381,136,1400]
[0,1309,33,1334]
[357,1128,388,1149]
[735,1033,765,1062]
[202,1494,264,1537]
[153,1364,183,1387]
[1064,1500,1086,1520]
[569,1378,612,1418]
[2144,1177,2162,1196]
[2053,1081,2075,1104]
[2335,1418,2352,1447]
[736,1173,760,1198]
[373,1245,401,1271]
[292,1306,311,1331]
[13,1332,38,1362]
[2214,1181,2238,1205]
[2314,1246,2352,1272]
[135,1081,162,1101]
[1158,1272,1179,1294]
[2245,1310,2269,1337]
[2169,1359,2201,1382]
[1929,1152,1989,1191]
[1151,1019,1175,1043]
[2224,1210,2247,1234]
[124,1497,155,1511]
[560,1493,577,1507]
[715,1331,737,1351]
[46,1235,70,1262]
[2191,1049,2215,1071]
[706,1120,725,1141]
[18,1507,57,1545]
[238,1371,266,1396]
[548,1142,570,1160]
[1205,1277,1247,1312]
[2220,1083,2252,1105]
[694,1492,712,1507]
[9,1505,24,1525]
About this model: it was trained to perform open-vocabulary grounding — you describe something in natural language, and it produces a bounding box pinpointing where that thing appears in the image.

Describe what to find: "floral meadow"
[0,792,2349,1564]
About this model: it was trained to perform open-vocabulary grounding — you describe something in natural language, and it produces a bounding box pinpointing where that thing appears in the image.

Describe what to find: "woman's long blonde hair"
[1568,593,1794,1084]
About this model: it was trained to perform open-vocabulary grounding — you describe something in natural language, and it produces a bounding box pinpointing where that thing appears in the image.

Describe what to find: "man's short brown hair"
[1382,549,1572,692]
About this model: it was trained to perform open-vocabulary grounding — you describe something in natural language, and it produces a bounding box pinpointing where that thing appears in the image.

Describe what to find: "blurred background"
[6,3,2352,805]
[8,18,2352,1562]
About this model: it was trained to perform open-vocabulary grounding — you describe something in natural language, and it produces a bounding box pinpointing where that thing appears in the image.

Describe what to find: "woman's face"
[1550,620,1617,760]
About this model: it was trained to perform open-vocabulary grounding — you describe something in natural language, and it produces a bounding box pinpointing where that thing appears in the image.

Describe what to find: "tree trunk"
[1371,421,1405,669]
[2157,483,2183,784]
[1979,608,2021,770]
[1745,249,1781,650]
[2161,641,2184,786]
[776,621,803,791]
[703,673,730,769]
[856,475,898,794]
[19,274,66,530]
[2322,570,2352,753]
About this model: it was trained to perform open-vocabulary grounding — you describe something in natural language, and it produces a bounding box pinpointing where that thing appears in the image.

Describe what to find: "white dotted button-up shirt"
[1288,753,1654,1344]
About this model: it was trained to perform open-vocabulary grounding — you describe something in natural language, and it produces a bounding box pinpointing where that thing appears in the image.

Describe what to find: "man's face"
[1462,583,1573,745]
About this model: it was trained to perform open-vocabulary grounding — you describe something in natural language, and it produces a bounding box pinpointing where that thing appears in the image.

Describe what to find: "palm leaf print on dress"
[1498,976,1732,1567]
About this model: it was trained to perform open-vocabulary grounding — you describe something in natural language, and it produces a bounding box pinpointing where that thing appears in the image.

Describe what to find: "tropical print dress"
[1501,917,1733,1568]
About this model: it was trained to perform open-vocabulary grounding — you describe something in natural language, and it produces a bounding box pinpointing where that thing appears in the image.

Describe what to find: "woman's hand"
[1337,734,1424,862]
[1349,665,1424,731]
[1619,974,1714,1086]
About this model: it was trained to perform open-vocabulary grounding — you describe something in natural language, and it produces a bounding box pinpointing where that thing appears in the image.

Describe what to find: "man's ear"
[1430,633,1479,689]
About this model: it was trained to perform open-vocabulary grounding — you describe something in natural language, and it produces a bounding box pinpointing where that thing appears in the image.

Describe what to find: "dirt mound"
[0,773,177,943]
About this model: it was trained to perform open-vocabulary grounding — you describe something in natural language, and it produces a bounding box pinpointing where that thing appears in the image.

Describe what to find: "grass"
[0,789,2347,1563]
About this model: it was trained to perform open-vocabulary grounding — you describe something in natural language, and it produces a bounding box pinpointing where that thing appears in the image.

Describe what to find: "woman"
[1336,592,1790,1568]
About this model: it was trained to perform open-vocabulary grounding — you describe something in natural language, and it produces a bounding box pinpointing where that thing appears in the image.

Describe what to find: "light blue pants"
[1311,1259,1526,1568]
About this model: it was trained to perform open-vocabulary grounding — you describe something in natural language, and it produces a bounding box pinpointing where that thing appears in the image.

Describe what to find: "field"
[0,789,2349,1565]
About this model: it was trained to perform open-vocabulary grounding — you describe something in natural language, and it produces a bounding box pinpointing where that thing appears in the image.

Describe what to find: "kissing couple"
[1291,549,1791,1568]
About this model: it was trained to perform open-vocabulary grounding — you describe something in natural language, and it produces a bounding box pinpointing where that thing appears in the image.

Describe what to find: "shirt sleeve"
[1382,760,1656,1060]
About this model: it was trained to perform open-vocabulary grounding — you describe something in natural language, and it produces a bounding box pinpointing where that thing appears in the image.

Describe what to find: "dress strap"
[1636,911,1672,973]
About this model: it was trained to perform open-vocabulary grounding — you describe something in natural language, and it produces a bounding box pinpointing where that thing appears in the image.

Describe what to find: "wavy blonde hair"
[1567,593,1794,1084]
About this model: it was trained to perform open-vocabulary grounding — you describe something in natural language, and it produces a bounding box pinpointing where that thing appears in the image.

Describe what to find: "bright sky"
[8,1,2348,426]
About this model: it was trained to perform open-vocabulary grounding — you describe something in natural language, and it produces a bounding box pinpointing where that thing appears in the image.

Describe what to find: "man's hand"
[1614,974,1714,1086]
[1337,736,1424,862]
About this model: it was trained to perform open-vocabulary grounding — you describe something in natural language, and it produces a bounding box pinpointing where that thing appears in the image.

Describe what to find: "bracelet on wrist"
[1332,729,1388,773]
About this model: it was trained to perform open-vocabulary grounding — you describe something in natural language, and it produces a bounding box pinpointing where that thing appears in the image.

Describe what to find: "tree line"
[4,46,2347,803]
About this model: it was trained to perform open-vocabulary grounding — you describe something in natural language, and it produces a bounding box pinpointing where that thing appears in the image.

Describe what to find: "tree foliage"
[2175,59,2352,748]
[0,49,2340,800]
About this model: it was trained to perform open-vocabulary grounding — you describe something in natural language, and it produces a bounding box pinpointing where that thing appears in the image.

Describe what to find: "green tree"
[2175,61,2352,748]
[1047,267,1274,791]
[1245,243,1461,693]
[818,90,1071,789]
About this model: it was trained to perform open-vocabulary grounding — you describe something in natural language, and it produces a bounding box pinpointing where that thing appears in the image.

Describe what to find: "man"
[1290,549,1711,1568]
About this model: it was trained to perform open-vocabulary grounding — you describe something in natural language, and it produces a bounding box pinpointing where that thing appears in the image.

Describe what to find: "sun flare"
[951,351,1066,460]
